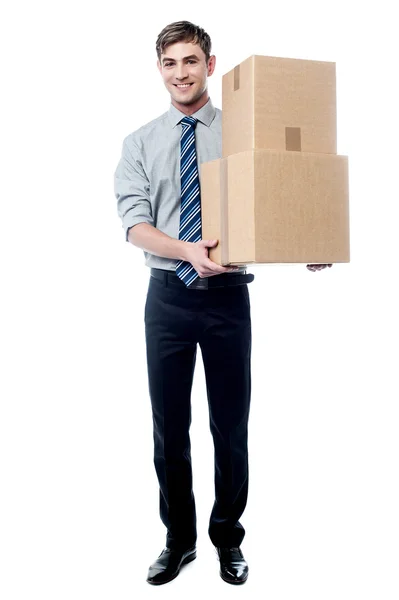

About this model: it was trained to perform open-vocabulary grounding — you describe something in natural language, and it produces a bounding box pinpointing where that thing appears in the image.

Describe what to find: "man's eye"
[164,60,196,67]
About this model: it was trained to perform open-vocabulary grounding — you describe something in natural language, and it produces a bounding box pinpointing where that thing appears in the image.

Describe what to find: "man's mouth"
[174,83,194,89]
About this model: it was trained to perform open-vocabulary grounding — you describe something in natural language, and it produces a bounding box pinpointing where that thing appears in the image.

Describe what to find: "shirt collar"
[168,97,216,128]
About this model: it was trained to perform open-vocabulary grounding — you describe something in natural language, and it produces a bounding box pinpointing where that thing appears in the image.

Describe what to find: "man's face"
[157,41,215,107]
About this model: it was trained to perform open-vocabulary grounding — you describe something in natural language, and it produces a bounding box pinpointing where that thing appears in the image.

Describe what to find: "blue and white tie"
[175,116,202,287]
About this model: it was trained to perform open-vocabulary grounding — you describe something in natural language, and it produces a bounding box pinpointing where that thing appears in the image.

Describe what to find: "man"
[114,20,332,586]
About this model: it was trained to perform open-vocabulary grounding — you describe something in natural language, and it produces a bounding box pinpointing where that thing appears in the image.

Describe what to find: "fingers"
[199,259,239,277]
[211,267,238,275]
[306,264,333,271]
[224,266,240,273]
[205,257,237,272]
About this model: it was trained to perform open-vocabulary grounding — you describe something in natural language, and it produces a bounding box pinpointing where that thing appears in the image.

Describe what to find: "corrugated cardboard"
[200,149,350,265]
[222,55,337,157]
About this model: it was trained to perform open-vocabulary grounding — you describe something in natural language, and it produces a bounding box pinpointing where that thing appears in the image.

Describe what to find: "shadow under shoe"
[216,546,249,584]
[146,545,197,585]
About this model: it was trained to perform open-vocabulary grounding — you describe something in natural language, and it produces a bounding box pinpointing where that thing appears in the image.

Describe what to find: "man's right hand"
[184,239,240,278]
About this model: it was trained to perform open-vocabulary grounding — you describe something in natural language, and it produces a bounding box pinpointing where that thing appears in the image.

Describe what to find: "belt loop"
[164,271,168,288]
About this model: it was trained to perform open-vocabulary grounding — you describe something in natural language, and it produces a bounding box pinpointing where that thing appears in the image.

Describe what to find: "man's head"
[156,21,216,115]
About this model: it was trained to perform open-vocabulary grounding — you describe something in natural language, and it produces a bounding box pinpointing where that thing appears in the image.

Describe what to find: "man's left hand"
[306,264,333,271]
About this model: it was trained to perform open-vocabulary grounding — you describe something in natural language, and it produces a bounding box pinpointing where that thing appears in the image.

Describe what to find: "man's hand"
[306,264,333,271]
[184,239,240,278]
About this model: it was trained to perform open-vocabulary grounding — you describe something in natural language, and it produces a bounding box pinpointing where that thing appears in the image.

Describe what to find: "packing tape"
[285,127,302,151]
[234,65,240,91]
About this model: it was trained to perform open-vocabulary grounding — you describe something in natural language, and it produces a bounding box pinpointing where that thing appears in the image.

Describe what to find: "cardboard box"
[200,149,350,265]
[222,55,337,157]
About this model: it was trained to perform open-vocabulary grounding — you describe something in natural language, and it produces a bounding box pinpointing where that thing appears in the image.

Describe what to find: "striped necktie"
[175,116,202,287]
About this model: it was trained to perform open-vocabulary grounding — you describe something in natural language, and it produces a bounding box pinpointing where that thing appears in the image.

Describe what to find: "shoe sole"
[146,551,197,585]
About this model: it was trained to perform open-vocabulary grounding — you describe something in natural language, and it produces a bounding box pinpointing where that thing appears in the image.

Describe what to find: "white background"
[1,1,398,598]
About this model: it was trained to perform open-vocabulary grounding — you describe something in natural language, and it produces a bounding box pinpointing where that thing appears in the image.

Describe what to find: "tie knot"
[181,116,198,129]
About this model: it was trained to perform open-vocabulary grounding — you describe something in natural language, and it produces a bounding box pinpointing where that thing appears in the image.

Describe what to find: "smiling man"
[114,20,330,588]
[114,20,252,586]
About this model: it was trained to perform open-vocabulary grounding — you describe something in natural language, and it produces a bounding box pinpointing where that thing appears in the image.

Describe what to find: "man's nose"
[175,64,189,79]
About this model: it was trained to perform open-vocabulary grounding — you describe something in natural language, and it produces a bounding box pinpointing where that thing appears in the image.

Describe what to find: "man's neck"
[171,91,210,116]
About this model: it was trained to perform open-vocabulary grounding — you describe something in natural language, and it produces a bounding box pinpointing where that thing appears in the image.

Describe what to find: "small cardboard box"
[200,149,350,265]
[222,55,337,157]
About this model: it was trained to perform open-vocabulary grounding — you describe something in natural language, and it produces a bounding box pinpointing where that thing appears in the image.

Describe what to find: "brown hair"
[156,21,212,63]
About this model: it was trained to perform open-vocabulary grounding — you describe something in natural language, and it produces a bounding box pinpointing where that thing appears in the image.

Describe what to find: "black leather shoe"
[216,546,249,584]
[146,545,197,585]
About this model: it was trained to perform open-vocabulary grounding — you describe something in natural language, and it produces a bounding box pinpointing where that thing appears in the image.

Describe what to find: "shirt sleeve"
[114,135,154,241]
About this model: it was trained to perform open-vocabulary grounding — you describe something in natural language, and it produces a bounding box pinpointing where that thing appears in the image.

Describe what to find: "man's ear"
[208,55,216,76]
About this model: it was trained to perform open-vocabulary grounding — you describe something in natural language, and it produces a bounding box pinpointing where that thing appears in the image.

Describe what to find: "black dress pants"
[144,271,252,551]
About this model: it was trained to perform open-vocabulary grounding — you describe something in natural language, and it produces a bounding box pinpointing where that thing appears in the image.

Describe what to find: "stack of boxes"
[200,55,350,266]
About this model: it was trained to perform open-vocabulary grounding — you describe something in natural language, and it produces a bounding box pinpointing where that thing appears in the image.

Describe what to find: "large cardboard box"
[200,149,350,265]
[222,55,336,157]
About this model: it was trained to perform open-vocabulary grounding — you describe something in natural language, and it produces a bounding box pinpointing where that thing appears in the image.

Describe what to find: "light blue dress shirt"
[114,97,247,273]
